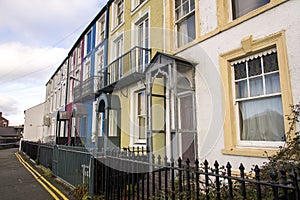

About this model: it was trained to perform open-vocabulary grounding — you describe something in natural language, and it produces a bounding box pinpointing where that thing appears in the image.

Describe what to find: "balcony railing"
[74,76,101,102]
[102,46,151,87]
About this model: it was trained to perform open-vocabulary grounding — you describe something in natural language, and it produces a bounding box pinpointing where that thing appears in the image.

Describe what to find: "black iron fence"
[94,150,300,200]
[20,141,300,199]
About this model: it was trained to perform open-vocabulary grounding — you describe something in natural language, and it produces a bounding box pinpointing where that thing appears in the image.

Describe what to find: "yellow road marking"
[15,152,69,200]
[15,152,60,200]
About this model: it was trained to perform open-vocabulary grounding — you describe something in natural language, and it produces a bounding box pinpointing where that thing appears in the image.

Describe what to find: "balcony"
[74,76,102,102]
[100,46,151,92]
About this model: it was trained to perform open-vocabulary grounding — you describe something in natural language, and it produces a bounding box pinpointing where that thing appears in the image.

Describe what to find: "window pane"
[264,53,278,73]
[236,80,248,98]
[249,77,263,97]
[190,0,195,10]
[234,62,246,80]
[138,91,146,115]
[265,73,280,94]
[177,14,195,47]
[179,95,194,130]
[109,110,118,136]
[239,96,285,141]
[232,0,270,19]
[175,0,181,9]
[182,1,189,16]
[138,117,146,139]
[248,57,262,77]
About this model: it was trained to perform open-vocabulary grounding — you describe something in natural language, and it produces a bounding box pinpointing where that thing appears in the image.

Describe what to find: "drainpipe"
[65,58,70,145]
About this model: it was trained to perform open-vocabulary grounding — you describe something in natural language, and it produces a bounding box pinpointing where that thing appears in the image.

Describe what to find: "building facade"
[0,112,9,127]
[26,0,299,170]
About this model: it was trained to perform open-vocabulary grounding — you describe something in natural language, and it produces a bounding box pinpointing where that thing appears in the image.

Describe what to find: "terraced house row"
[24,0,300,170]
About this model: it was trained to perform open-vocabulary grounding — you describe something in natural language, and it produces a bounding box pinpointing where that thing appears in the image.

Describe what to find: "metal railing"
[102,46,151,87]
[74,76,101,102]
[94,150,300,200]
[20,141,92,188]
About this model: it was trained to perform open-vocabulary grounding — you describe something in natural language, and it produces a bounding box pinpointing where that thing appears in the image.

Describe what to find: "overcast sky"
[0,0,107,126]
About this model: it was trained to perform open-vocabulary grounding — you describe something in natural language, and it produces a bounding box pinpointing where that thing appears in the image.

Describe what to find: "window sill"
[222,147,279,158]
[110,22,124,35]
[131,0,149,16]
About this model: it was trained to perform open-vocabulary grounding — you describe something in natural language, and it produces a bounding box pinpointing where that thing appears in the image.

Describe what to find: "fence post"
[214,161,221,200]
[89,155,94,198]
[158,155,162,194]
[178,157,183,199]
[270,167,279,200]
[226,162,233,200]
[280,166,288,198]
[289,165,299,200]
[164,155,168,200]
[239,163,246,199]
[204,160,209,199]
[152,154,156,197]
[171,157,175,200]
[254,165,262,199]
[186,159,191,199]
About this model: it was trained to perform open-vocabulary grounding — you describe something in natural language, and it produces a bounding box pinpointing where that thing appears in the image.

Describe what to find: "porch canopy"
[145,52,196,161]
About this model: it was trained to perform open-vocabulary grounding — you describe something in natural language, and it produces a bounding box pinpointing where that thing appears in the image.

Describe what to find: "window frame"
[231,0,270,20]
[130,84,147,146]
[96,49,104,75]
[231,49,285,148]
[131,0,148,13]
[86,30,93,55]
[174,0,196,48]
[217,0,287,28]
[114,0,124,28]
[97,14,106,45]
[219,31,293,157]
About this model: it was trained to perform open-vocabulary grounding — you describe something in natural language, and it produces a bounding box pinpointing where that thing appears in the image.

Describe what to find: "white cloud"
[0,95,19,115]
[0,0,108,125]
[0,0,107,47]
[0,42,67,83]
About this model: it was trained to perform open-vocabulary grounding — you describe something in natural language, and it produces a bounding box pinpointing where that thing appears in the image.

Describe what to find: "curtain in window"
[232,0,270,19]
[177,14,195,47]
[179,94,194,130]
[239,96,285,141]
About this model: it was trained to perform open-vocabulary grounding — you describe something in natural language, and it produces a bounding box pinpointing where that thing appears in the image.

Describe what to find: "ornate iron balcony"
[74,76,101,102]
[100,46,151,91]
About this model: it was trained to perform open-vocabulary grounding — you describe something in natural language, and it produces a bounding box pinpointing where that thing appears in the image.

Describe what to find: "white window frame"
[84,59,91,81]
[130,84,147,146]
[178,91,196,132]
[96,14,106,45]
[131,0,148,12]
[113,0,124,29]
[174,0,195,48]
[131,10,150,72]
[110,34,124,83]
[96,48,104,76]
[231,48,285,148]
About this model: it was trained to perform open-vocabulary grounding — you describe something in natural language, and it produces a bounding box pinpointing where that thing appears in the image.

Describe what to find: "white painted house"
[167,0,300,169]
[23,102,48,143]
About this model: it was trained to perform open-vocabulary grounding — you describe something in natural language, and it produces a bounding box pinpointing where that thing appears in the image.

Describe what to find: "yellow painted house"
[95,0,197,162]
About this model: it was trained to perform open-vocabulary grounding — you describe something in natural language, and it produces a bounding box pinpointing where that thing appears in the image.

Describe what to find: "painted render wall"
[176,0,300,170]
[24,102,46,142]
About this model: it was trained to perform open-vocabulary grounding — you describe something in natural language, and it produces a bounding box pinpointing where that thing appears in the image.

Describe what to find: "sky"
[0,0,107,126]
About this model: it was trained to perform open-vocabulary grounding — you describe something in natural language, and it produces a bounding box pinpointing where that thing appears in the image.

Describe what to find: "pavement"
[0,148,77,200]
